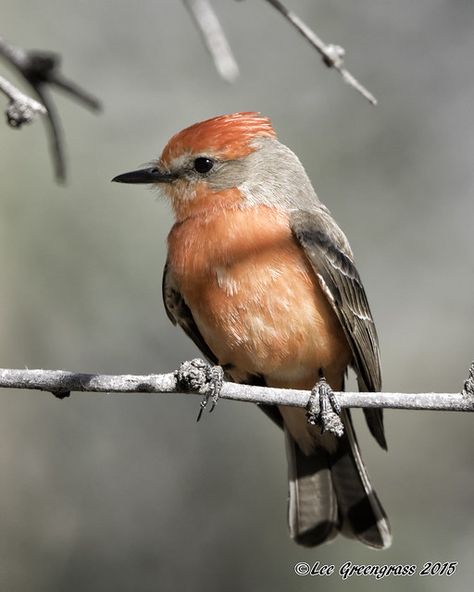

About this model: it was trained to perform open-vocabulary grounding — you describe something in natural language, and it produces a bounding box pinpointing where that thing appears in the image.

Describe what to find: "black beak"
[111,166,177,184]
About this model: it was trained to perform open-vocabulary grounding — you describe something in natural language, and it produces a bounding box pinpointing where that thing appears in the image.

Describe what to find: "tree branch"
[184,0,377,103]
[0,74,46,127]
[1,363,473,414]
[183,0,239,82]
[259,0,377,105]
[0,35,101,182]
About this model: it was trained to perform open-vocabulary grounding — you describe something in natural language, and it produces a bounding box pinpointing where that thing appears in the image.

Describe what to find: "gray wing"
[290,209,386,450]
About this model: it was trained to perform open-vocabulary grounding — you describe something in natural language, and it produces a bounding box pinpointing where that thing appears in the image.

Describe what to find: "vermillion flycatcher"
[113,112,391,549]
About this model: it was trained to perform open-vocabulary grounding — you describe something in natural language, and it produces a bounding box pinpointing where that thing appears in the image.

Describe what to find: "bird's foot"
[175,358,224,421]
[462,361,474,399]
[306,377,344,437]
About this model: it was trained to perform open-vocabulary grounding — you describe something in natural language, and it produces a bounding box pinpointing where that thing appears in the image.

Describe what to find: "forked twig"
[0,35,101,182]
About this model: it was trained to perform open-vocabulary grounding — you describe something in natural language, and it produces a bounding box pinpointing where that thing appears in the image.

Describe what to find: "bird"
[112,112,391,549]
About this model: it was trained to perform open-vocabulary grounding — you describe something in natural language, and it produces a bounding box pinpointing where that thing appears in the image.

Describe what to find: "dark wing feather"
[290,209,386,450]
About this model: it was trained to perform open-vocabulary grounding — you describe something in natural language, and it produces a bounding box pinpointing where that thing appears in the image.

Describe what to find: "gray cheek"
[206,160,250,191]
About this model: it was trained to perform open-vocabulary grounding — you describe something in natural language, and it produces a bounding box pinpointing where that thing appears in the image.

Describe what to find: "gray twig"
[258,0,377,105]
[0,35,101,182]
[0,74,46,127]
[1,363,473,414]
[183,0,239,82]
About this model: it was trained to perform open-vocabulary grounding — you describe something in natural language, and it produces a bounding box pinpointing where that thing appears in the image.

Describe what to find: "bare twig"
[0,74,46,127]
[183,0,239,82]
[188,0,377,102]
[1,363,473,414]
[0,35,101,182]
[257,0,377,105]
[33,84,66,181]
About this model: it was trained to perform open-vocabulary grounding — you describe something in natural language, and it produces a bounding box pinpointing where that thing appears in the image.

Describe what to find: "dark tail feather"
[331,410,391,549]
[363,408,388,450]
[285,428,339,546]
[357,374,388,451]
[285,412,391,549]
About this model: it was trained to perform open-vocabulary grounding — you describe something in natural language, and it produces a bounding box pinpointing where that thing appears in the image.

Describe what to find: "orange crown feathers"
[161,112,276,165]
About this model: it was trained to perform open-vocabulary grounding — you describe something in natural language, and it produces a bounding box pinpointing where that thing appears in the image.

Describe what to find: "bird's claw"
[306,377,344,437]
[462,361,474,400]
[175,358,224,421]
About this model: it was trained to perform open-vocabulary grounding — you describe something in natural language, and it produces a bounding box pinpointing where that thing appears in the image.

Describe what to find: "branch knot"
[6,96,46,128]
[322,44,345,68]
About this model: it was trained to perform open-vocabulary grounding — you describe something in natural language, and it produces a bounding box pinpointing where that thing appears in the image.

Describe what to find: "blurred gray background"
[1,1,473,590]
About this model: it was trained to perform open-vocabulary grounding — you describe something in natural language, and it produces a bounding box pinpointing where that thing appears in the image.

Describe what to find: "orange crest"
[161,112,276,166]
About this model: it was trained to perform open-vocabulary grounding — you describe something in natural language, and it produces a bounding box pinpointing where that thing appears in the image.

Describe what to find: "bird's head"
[112,112,318,220]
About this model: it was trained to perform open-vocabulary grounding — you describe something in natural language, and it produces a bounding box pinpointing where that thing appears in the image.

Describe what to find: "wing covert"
[290,209,386,449]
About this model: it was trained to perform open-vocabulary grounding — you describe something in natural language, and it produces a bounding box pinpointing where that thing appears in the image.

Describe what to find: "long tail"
[285,410,391,548]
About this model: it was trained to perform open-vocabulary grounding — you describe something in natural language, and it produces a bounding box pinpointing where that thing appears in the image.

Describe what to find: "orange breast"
[167,204,351,390]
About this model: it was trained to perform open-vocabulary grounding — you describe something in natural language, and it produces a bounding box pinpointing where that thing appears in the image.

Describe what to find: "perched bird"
[112,112,391,549]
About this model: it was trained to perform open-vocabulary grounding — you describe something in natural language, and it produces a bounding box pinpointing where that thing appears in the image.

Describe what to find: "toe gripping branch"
[175,358,224,421]
[306,377,344,437]
[463,361,474,399]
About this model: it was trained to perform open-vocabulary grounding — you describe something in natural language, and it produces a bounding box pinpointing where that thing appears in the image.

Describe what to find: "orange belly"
[167,205,352,391]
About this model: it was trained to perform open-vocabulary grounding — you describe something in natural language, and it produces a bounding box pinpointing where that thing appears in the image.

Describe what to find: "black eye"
[193,157,214,174]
